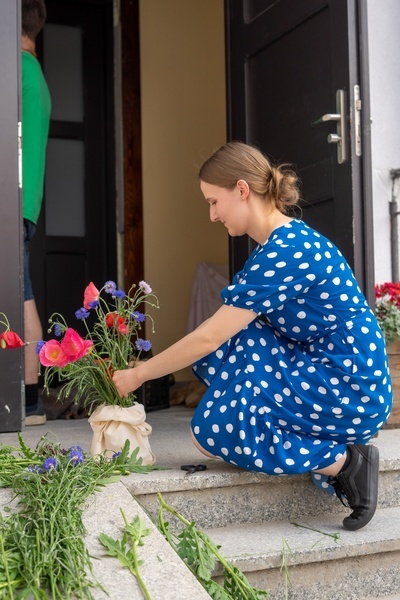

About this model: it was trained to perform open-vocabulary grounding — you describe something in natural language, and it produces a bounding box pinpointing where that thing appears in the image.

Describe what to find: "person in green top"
[21,0,51,425]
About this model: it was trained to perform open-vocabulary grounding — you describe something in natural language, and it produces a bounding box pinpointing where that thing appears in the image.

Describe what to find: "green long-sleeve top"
[22,51,51,224]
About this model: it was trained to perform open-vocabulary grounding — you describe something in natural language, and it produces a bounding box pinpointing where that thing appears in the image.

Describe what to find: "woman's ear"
[237,179,250,199]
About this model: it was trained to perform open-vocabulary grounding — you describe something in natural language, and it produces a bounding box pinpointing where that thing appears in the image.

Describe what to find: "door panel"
[31,0,116,332]
[226,0,369,293]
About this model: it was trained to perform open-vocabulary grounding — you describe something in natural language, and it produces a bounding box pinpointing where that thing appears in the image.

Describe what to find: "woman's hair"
[199,141,300,214]
[22,0,47,41]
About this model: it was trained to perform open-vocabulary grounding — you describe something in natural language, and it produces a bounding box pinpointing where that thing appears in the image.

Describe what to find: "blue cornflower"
[113,289,125,299]
[132,311,145,323]
[135,338,152,352]
[104,280,117,294]
[68,446,85,465]
[35,340,45,354]
[54,323,62,337]
[42,457,58,472]
[27,465,42,474]
[68,445,84,453]
[75,307,90,320]
[89,300,99,309]
[112,451,122,460]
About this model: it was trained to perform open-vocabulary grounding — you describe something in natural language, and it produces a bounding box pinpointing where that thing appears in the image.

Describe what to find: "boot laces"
[327,476,352,508]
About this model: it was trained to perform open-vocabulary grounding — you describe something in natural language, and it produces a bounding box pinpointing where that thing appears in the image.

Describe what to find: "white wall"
[368,0,400,284]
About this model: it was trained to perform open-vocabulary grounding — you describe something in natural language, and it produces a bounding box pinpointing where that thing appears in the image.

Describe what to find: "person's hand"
[112,366,142,398]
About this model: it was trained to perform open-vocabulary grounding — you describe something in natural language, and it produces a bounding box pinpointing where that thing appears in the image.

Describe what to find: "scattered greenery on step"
[0,434,157,599]
[156,492,269,600]
[99,509,152,600]
[290,521,340,543]
[280,538,293,600]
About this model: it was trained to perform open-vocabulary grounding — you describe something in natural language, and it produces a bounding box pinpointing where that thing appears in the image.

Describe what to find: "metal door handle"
[313,113,340,125]
[312,90,347,164]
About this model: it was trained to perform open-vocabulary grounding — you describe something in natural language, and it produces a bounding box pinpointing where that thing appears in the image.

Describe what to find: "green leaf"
[157,494,270,600]
[124,516,152,545]
[95,474,121,486]
[203,579,233,600]
[98,533,133,569]
[17,432,36,460]
[98,532,123,556]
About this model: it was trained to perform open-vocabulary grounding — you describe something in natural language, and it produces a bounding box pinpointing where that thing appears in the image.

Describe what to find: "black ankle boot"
[327,444,379,531]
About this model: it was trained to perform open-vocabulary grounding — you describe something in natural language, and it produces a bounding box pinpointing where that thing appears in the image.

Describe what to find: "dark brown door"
[31,0,117,331]
[225,0,373,297]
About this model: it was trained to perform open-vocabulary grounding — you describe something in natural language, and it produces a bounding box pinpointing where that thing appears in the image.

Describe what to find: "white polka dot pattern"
[192,220,392,477]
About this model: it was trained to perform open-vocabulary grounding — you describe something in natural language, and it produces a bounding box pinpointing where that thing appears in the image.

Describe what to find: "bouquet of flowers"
[35,279,159,414]
[375,281,400,345]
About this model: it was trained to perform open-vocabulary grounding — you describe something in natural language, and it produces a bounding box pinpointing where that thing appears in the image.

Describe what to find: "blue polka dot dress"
[191,220,392,480]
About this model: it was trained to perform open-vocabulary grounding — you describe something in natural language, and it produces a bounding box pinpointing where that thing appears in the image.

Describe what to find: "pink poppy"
[0,331,24,349]
[39,340,70,367]
[61,328,93,362]
[83,281,100,309]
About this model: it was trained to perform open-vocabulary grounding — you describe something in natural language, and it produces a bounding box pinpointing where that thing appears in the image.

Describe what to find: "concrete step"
[121,429,400,598]
[369,596,400,600]
[125,444,400,530]
[204,506,400,600]
[1,413,399,598]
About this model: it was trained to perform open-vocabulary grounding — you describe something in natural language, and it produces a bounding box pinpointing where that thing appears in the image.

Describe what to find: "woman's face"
[200,180,249,237]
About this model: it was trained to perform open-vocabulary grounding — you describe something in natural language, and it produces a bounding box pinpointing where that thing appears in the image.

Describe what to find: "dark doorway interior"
[31,0,117,334]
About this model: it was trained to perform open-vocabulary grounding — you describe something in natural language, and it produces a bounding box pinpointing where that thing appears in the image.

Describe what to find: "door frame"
[120,0,144,288]
[0,0,24,431]
[357,0,374,303]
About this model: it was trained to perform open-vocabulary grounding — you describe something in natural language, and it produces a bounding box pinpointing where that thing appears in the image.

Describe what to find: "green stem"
[120,509,152,600]
[290,521,340,540]
[0,532,14,599]
[157,493,260,599]
[131,541,151,600]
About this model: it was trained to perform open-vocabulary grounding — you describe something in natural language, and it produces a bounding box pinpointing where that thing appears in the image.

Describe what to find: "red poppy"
[105,312,129,335]
[83,281,100,309]
[0,331,24,349]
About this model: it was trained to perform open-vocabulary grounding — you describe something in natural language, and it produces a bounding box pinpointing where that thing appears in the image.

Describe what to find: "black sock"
[25,383,39,408]
[339,448,352,473]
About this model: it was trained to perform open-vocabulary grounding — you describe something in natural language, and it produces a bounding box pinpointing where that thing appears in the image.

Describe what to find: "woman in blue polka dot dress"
[113,142,392,531]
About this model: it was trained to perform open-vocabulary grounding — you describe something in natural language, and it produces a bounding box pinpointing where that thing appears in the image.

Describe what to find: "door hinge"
[18,121,22,189]
[354,84,362,157]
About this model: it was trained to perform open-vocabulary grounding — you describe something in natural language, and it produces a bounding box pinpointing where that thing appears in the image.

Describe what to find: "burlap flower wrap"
[88,403,155,465]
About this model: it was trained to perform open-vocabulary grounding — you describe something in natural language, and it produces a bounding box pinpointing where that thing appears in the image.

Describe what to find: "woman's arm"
[112,304,257,397]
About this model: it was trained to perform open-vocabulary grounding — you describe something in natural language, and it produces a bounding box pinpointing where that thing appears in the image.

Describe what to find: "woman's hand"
[112,365,142,398]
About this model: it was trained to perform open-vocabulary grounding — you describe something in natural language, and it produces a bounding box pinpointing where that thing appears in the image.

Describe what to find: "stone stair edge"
[123,454,400,497]
[203,505,400,574]
[123,461,311,495]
